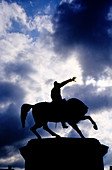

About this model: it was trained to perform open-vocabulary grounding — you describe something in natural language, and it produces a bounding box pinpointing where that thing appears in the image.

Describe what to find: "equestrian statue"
[21,77,98,139]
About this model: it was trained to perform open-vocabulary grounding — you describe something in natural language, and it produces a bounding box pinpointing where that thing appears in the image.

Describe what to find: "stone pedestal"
[20,138,108,170]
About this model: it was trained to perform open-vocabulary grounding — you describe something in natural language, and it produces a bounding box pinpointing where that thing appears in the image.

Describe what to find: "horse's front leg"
[82,116,98,130]
[43,123,60,138]
[68,122,85,138]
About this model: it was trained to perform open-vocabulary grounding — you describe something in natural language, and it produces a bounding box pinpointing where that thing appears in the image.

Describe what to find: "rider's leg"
[82,116,98,130]
[43,123,60,138]
[30,124,41,139]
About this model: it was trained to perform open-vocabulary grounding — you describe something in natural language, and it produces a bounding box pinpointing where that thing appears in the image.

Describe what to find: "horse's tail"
[21,104,33,128]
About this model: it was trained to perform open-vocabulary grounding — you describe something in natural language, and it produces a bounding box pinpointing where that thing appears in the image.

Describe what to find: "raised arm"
[59,77,76,88]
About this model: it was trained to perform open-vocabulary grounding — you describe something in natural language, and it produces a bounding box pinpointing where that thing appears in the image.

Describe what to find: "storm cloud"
[63,84,112,111]
[52,0,112,79]
[0,82,31,168]
[0,82,25,104]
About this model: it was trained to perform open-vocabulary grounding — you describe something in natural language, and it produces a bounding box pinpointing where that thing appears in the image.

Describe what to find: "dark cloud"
[0,144,24,169]
[0,82,25,104]
[0,102,33,169]
[0,82,28,148]
[63,84,112,111]
[0,104,26,147]
[4,62,35,79]
[53,0,111,49]
[52,0,112,79]
[0,81,30,169]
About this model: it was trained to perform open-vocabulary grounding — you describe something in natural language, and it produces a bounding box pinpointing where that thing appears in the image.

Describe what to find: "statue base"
[20,138,108,170]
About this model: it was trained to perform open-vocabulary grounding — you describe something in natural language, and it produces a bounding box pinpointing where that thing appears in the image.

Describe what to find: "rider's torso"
[51,86,62,102]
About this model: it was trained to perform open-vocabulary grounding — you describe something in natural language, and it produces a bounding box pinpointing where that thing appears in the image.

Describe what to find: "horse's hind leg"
[43,123,60,138]
[30,124,41,139]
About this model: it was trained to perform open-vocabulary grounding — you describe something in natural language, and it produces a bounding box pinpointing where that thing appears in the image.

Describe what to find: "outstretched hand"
[72,77,77,82]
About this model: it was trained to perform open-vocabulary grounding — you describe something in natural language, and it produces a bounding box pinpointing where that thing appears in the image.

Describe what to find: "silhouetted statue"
[51,77,76,128]
[21,98,98,139]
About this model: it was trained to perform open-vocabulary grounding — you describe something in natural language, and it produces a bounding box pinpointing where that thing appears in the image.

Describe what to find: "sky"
[0,0,112,169]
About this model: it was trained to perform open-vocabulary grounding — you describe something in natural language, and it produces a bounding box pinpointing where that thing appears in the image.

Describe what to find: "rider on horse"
[51,77,76,128]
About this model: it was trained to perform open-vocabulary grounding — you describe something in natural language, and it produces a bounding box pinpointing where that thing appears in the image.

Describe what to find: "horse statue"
[21,98,98,139]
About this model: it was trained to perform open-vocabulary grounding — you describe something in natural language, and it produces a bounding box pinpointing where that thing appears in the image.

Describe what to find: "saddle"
[51,99,66,105]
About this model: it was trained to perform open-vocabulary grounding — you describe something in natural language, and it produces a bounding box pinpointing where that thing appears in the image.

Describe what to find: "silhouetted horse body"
[21,98,98,139]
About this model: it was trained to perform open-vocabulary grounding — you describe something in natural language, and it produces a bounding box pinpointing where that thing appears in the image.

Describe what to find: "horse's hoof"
[56,135,61,138]
[81,135,85,138]
[93,124,98,130]
[37,136,42,139]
